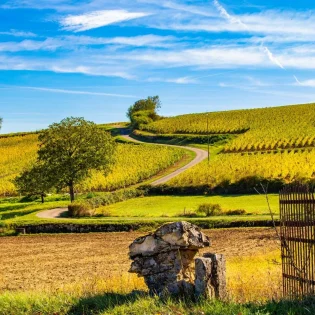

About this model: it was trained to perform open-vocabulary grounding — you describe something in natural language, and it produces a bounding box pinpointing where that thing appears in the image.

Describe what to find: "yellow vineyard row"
[0,134,185,196]
[169,149,315,188]
[144,103,315,151]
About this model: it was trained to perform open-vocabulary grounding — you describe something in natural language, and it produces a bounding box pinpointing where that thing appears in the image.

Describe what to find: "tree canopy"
[14,164,55,203]
[15,117,116,202]
[127,96,161,129]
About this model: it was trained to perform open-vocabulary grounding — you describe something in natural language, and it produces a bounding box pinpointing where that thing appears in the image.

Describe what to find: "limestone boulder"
[129,221,210,259]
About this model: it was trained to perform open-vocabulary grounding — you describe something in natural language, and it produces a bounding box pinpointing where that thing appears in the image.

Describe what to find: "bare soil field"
[0,228,280,294]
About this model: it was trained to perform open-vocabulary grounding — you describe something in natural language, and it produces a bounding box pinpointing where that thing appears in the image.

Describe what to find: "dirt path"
[120,134,208,186]
[37,133,208,219]
[36,208,68,219]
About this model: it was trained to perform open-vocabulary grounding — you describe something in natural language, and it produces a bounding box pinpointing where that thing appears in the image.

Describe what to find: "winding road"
[37,133,208,219]
[120,134,208,186]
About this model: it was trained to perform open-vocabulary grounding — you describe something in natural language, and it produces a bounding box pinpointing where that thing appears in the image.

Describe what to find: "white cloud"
[60,9,151,32]
[212,0,286,71]
[138,0,216,17]
[293,77,315,87]
[0,29,36,37]
[50,65,135,80]
[148,76,198,84]
[0,35,177,52]
[9,86,136,98]
[121,46,265,68]
[0,54,135,79]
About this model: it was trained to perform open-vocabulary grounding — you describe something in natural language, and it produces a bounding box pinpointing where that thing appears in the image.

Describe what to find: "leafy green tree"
[14,164,54,203]
[127,96,161,128]
[37,117,116,202]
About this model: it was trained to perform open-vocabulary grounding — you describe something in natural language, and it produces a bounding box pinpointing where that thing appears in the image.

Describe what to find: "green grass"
[97,194,279,217]
[0,200,68,220]
[0,193,279,232]
[0,290,314,315]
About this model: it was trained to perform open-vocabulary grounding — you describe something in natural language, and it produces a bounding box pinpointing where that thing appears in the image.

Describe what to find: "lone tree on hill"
[36,117,116,202]
[14,164,54,203]
[127,96,161,129]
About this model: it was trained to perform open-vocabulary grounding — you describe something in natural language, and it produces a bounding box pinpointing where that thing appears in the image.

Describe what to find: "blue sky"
[1,0,315,133]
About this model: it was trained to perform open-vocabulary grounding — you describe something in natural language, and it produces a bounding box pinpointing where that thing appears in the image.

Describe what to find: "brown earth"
[0,228,279,292]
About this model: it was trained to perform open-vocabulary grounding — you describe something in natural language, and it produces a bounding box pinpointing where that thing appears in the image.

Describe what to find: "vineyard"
[144,103,315,152]
[0,134,185,196]
[168,149,315,190]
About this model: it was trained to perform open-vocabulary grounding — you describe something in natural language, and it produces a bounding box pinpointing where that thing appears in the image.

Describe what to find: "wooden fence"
[280,184,315,298]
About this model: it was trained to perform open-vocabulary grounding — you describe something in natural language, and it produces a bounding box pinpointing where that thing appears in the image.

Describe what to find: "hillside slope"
[144,103,315,152]
[0,134,186,196]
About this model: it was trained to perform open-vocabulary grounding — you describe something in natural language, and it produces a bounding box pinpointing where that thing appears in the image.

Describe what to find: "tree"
[0,117,2,130]
[14,164,54,203]
[37,117,116,202]
[127,96,161,128]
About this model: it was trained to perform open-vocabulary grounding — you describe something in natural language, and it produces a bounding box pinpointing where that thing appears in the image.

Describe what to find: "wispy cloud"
[60,9,151,32]
[0,35,177,52]
[293,76,315,87]
[7,86,136,98]
[0,29,36,37]
[139,0,216,17]
[148,76,198,84]
[213,0,285,71]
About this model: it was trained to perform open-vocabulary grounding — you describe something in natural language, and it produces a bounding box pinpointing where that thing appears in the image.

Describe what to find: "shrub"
[197,203,222,216]
[68,202,94,217]
[0,215,5,229]
[68,187,149,217]
[86,192,96,199]
[225,209,247,215]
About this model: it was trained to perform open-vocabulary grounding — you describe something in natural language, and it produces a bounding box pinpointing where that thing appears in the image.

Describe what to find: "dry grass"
[0,228,281,302]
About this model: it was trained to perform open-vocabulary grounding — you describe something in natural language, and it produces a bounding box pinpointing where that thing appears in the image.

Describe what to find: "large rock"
[129,221,210,259]
[195,254,226,299]
[129,221,213,296]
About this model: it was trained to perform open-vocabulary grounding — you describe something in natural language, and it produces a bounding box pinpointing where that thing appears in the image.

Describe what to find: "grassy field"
[0,228,287,315]
[0,229,313,314]
[0,193,279,231]
[97,194,279,217]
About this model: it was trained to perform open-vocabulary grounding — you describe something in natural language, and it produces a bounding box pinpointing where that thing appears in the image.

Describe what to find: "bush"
[225,209,247,215]
[0,215,5,229]
[197,203,222,216]
[68,187,149,217]
[68,202,94,217]
[86,192,96,199]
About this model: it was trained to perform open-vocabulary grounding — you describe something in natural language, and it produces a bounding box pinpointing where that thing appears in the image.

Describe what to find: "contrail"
[263,46,285,69]
[213,0,285,71]
[293,75,302,85]
[213,0,247,28]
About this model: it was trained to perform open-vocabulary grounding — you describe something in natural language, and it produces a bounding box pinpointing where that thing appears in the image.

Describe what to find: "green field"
[98,194,278,217]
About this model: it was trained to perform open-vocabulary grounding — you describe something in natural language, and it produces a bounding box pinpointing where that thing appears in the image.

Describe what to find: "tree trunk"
[69,183,75,202]
[41,194,44,204]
